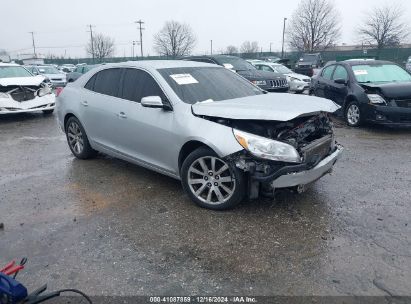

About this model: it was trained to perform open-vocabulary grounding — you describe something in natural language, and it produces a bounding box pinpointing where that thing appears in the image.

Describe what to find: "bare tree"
[288,0,341,52]
[358,4,408,49]
[153,21,197,58]
[240,41,259,54]
[86,33,115,61]
[225,45,239,55]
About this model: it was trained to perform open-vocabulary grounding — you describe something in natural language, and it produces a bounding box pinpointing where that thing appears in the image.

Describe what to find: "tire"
[42,109,54,115]
[181,147,246,210]
[345,101,362,127]
[65,116,96,159]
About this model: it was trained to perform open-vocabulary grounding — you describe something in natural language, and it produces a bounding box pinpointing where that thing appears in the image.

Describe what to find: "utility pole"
[270,42,272,53]
[87,24,95,63]
[135,20,145,57]
[29,32,36,58]
[281,17,287,58]
[210,40,213,55]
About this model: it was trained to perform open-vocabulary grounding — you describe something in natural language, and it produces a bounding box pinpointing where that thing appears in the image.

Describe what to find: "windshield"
[299,54,318,63]
[352,64,411,83]
[158,67,263,104]
[217,57,256,71]
[271,65,292,74]
[39,66,60,74]
[0,66,33,78]
[84,65,97,73]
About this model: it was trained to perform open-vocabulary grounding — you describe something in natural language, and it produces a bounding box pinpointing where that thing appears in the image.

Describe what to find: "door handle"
[118,112,127,119]
[81,101,88,107]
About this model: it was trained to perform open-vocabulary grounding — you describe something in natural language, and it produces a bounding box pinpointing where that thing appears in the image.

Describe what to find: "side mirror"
[334,78,348,85]
[141,96,165,108]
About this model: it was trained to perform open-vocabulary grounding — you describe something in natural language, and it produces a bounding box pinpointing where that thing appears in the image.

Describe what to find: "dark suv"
[184,55,289,92]
[295,53,323,77]
[311,60,411,127]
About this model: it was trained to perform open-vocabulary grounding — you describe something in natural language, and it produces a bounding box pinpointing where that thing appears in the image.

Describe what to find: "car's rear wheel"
[345,101,362,127]
[65,116,96,159]
[181,147,245,210]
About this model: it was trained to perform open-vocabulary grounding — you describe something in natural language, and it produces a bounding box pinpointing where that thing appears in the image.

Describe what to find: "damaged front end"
[207,113,343,198]
[0,80,55,114]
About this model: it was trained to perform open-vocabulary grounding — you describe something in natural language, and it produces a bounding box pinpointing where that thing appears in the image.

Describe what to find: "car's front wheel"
[181,147,245,210]
[345,101,362,127]
[65,116,96,159]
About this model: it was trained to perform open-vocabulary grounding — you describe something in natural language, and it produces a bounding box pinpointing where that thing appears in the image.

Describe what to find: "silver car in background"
[57,61,343,210]
[252,61,311,93]
[406,56,411,73]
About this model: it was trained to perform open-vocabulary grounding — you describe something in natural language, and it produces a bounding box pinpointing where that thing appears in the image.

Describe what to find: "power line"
[135,20,144,57]
[29,32,37,58]
[86,24,95,63]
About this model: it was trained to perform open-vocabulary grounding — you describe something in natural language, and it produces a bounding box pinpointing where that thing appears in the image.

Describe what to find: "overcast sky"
[1,0,410,58]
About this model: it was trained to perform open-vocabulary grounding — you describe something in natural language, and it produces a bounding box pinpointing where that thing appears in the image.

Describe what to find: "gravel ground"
[0,112,410,297]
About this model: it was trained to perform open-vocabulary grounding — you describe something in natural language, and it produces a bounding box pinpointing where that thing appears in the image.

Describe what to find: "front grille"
[303,79,311,83]
[10,87,36,102]
[399,114,411,122]
[300,135,333,165]
[393,99,411,108]
[51,78,63,81]
[269,79,288,88]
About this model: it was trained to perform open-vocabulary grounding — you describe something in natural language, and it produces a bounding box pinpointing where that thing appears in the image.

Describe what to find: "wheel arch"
[178,140,214,171]
[343,95,358,112]
[63,113,77,131]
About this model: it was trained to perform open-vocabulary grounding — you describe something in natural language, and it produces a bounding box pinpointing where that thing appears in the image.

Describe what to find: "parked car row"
[184,55,290,92]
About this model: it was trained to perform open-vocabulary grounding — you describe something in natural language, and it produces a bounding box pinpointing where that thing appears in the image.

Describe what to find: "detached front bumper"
[364,104,411,126]
[270,145,343,189]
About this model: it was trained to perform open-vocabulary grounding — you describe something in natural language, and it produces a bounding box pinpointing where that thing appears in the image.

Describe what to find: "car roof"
[342,59,395,66]
[101,60,217,69]
[185,55,241,60]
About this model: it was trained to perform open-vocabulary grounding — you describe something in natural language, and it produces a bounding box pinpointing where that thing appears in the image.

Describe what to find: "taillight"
[55,87,64,97]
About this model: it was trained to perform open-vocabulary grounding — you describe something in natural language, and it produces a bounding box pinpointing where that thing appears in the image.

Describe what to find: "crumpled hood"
[237,69,285,81]
[192,93,340,121]
[0,75,46,87]
[360,82,411,100]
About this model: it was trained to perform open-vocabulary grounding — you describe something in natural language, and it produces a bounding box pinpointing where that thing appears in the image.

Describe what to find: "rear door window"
[91,68,122,97]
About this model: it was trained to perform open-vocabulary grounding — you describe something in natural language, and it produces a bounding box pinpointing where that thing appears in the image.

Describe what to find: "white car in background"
[0,63,55,115]
[26,65,67,87]
[252,61,311,93]
[406,56,411,73]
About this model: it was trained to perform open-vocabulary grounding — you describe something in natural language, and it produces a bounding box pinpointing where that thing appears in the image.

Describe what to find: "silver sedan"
[57,60,342,210]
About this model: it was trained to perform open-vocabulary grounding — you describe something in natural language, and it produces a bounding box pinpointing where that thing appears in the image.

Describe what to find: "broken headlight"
[367,94,386,105]
[37,85,52,97]
[233,129,301,163]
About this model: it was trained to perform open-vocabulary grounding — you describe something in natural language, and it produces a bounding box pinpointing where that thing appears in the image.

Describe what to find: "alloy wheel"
[67,121,84,154]
[187,156,236,205]
[347,104,360,125]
